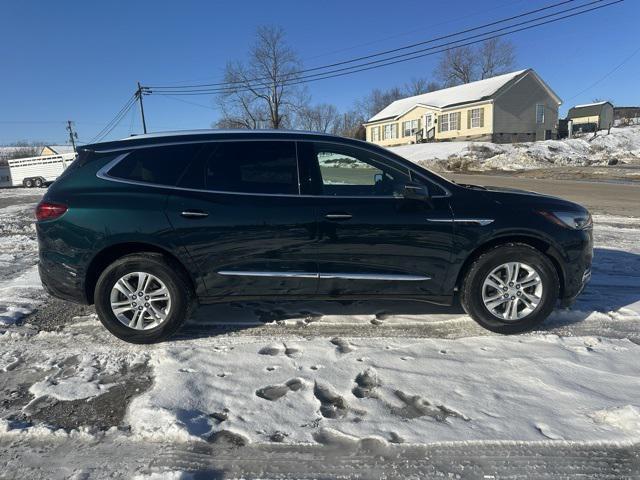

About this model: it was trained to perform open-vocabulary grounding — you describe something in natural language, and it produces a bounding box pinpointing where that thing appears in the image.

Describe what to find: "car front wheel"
[94,253,195,343]
[460,243,559,333]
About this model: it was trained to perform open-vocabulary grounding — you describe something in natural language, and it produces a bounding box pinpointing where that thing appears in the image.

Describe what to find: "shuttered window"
[439,112,461,132]
[468,108,485,129]
[402,119,421,137]
[383,123,397,140]
[371,126,380,142]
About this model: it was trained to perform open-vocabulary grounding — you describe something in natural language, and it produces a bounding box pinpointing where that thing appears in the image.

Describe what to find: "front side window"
[107,144,202,186]
[310,143,410,197]
[536,104,545,124]
[179,141,299,195]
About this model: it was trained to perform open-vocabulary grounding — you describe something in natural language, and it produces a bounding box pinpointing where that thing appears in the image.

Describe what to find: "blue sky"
[1,0,638,144]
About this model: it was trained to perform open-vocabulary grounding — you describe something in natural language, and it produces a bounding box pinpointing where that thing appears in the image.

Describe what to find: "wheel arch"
[454,234,566,297]
[84,242,197,305]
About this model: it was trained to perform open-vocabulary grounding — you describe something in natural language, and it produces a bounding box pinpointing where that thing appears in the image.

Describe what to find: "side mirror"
[374,173,383,183]
[403,182,430,200]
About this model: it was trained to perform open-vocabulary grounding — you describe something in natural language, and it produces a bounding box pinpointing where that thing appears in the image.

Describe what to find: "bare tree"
[355,87,405,121]
[333,110,367,139]
[216,26,304,129]
[296,103,340,133]
[436,46,476,87]
[436,39,516,86]
[478,38,516,79]
[403,77,440,96]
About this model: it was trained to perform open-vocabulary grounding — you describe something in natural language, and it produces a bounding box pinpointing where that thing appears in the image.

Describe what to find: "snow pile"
[389,126,640,172]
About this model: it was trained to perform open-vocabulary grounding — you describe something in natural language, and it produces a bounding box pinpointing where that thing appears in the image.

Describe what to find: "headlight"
[538,210,593,230]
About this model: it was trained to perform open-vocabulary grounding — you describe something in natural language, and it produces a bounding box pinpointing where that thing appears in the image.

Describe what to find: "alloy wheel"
[481,262,543,321]
[109,272,171,330]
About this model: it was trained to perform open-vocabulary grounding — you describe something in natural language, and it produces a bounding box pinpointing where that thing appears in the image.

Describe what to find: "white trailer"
[0,153,76,188]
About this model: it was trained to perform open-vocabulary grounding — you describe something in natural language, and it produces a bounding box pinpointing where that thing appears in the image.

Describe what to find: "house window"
[469,108,484,128]
[440,114,449,132]
[383,123,397,140]
[402,119,420,137]
[439,112,460,132]
[371,126,380,142]
[536,104,545,124]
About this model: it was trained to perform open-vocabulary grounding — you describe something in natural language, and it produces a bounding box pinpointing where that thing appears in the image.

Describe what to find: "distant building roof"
[41,145,75,155]
[567,101,613,119]
[366,69,560,123]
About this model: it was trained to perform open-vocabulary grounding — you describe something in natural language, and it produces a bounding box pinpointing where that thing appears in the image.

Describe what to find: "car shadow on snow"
[540,247,640,331]
[175,296,471,341]
[172,247,640,341]
[171,248,640,341]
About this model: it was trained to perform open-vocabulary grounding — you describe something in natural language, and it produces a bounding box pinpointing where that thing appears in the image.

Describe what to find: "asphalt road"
[448,173,640,216]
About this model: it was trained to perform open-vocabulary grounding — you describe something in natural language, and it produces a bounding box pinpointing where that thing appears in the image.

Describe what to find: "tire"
[34,178,43,188]
[24,178,34,188]
[460,243,559,334]
[94,253,195,343]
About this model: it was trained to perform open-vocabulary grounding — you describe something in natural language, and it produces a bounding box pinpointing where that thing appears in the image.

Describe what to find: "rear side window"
[179,141,299,195]
[108,144,202,186]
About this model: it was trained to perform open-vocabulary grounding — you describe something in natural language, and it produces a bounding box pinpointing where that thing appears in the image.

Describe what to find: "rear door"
[298,141,453,298]
[165,140,319,298]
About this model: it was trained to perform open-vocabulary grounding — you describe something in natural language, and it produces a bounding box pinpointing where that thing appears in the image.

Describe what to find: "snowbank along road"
[0,182,639,479]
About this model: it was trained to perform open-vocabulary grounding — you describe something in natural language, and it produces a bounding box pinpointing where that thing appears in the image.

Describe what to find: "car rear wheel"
[94,253,195,343]
[460,243,559,333]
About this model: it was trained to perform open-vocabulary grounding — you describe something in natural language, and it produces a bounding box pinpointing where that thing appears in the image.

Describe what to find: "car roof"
[81,129,368,153]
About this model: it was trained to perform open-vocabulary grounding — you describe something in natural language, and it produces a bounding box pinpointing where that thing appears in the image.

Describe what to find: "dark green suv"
[36,130,592,343]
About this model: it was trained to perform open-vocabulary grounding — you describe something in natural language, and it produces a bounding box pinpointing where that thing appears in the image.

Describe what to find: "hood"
[461,183,588,213]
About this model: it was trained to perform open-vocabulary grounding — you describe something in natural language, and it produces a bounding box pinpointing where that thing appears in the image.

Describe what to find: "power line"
[146,0,598,92]
[147,0,623,97]
[157,94,217,110]
[87,95,137,144]
[566,44,640,101]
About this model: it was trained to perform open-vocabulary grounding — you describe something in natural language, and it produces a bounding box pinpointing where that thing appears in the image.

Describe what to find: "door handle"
[181,210,209,219]
[324,213,352,221]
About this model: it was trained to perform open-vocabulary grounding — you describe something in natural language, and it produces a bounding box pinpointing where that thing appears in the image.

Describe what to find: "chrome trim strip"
[426,218,494,226]
[319,273,431,281]
[181,211,209,218]
[218,270,319,279]
[217,271,431,281]
[324,214,353,220]
[93,139,452,198]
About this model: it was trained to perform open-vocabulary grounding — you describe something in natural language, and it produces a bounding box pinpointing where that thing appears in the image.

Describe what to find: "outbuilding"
[567,101,614,132]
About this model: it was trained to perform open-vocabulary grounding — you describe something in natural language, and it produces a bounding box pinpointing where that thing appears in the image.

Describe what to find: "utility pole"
[66,120,78,152]
[136,82,148,134]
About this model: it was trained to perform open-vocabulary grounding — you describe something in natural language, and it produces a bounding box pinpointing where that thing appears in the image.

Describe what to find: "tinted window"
[312,143,410,197]
[180,141,299,195]
[108,144,202,186]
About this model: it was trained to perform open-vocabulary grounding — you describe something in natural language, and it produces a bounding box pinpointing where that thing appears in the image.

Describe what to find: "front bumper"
[559,267,591,308]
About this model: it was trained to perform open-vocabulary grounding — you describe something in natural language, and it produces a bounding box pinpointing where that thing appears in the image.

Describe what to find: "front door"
[297,141,453,298]
[165,140,319,298]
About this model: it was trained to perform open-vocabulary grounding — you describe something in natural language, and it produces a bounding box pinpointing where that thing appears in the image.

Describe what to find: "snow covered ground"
[390,125,640,174]
[0,188,639,478]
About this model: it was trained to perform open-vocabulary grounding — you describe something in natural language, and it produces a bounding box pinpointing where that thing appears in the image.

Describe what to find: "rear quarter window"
[107,144,203,186]
[178,141,299,195]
